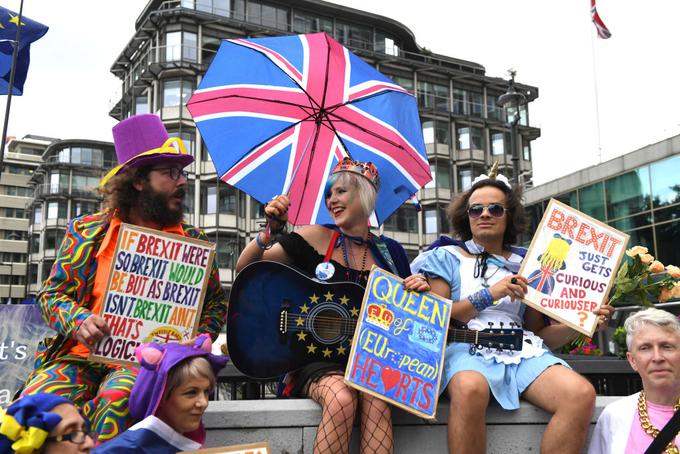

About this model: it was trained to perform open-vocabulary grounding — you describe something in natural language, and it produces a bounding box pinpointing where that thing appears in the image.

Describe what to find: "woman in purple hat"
[93,334,228,453]
[236,158,429,454]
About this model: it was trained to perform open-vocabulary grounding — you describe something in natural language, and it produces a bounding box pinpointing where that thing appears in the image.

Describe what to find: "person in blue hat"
[0,393,94,453]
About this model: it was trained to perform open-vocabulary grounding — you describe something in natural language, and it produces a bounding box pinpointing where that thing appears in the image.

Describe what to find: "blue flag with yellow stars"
[0,6,48,95]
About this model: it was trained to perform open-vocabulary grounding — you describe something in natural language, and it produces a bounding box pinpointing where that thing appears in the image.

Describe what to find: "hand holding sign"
[75,315,111,350]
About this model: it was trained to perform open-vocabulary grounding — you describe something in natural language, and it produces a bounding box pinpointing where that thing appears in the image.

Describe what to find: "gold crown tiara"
[331,157,380,189]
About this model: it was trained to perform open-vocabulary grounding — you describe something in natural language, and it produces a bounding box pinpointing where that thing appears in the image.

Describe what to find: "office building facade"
[0,136,54,303]
[110,0,541,294]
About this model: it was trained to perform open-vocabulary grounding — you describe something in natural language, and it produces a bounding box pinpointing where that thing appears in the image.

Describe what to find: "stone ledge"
[203,396,620,453]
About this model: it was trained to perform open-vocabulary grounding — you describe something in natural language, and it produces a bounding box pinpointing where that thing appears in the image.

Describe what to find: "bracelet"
[467,288,494,312]
[255,232,275,250]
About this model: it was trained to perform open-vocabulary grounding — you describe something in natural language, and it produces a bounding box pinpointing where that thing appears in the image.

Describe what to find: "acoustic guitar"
[227,261,524,379]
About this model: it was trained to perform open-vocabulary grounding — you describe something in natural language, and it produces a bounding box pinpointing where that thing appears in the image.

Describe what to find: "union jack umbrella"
[187,32,431,226]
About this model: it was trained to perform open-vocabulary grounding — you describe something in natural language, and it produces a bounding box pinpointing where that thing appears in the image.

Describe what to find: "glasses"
[46,431,95,445]
[152,167,189,181]
[467,203,506,219]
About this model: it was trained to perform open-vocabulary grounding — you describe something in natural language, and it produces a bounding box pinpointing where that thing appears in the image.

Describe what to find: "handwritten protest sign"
[0,305,55,405]
[344,266,451,419]
[90,223,215,365]
[519,199,629,336]
[182,441,270,454]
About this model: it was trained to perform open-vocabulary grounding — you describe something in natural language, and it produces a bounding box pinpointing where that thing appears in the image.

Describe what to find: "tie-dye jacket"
[33,209,227,369]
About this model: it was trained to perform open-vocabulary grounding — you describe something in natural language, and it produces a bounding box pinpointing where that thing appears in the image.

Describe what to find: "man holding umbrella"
[20,114,227,444]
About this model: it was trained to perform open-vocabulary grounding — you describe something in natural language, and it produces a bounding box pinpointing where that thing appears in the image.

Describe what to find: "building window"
[292,11,332,34]
[135,94,149,115]
[44,230,65,250]
[487,95,503,121]
[469,91,483,118]
[417,81,449,112]
[180,0,229,16]
[605,168,651,220]
[71,201,99,219]
[491,131,510,156]
[578,182,605,221]
[184,182,195,215]
[335,21,372,50]
[383,205,417,233]
[247,1,288,30]
[425,162,452,190]
[163,79,195,108]
[375,32,399,56]
[165,31,197,62]
[458,165,484,192]
[452,89,468,115]
[391,75,414,92]
[650,154,680,209]
[456,126,484,150]
[47,201,67,220]
[218,183,237,214]
[33,206,42,224]
[423,209,438,234]
[207,233,238,269]
[202,184,217,214]
[523,140,531,161]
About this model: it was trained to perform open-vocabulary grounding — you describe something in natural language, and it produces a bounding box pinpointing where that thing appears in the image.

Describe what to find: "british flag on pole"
[187,32,431,226]
[591,0,612,39]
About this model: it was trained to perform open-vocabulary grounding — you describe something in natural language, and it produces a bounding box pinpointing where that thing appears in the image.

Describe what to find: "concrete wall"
[203,396,620,453]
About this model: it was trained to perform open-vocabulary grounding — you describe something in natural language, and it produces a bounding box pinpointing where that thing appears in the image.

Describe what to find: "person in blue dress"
[412,170,613,454]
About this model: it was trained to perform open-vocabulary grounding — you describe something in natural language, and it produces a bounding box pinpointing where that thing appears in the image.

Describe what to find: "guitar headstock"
[475,327,524,352]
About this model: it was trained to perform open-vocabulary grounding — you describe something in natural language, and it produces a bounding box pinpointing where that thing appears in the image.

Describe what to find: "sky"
[2,0,680,185]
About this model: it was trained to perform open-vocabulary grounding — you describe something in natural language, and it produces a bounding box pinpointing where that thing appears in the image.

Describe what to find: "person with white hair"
[589,307,680,453]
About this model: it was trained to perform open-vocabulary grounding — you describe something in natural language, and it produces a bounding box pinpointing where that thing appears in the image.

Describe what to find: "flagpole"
[590,30,603,165]
[0,0,25,171]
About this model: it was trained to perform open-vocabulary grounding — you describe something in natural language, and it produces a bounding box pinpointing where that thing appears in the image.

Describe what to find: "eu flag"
[0,6,48,95]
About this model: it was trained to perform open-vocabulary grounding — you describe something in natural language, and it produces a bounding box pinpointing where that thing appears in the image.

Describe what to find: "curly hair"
[447,179,528,248]
[98,167,150,222]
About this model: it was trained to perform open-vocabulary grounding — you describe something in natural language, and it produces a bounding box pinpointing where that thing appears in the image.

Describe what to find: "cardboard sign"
[0,305,55,405]
[344,266,451,419]
[90,224,215,365]
[181,441,270,454]
[519,199,629,336]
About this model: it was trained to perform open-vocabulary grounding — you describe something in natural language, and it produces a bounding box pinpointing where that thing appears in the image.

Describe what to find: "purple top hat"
[129,334,228,422]
[101,114,194,186]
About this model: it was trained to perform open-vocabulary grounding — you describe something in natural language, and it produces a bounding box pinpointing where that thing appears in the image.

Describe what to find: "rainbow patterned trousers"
[21,354,138,443]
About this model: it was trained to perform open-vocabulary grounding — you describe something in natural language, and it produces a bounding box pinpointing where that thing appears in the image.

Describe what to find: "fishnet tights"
[307,374,393,454]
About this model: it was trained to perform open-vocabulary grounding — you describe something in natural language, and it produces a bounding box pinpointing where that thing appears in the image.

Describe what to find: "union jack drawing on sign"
[591,0,612,39]
[188,32,431,226]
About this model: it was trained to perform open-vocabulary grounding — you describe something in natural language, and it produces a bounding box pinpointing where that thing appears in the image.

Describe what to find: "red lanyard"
[323,230,340,262]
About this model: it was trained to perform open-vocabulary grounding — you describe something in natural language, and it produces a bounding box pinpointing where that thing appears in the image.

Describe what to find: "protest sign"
[519,199,629,336]
[0,304,55,405]
[344,266,451,419]
[90,223,215,366]
[182,441,270,454]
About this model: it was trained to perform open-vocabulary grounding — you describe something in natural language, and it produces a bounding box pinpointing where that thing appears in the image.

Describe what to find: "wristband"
[467,288,494,312]
[255,233,275,250]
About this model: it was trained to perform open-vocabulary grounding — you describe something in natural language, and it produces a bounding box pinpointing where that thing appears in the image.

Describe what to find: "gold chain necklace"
[637,391,680,454]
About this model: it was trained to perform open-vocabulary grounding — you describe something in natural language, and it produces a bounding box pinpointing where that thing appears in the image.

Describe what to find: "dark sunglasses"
[46,431,95,445]
[467,203,506,219]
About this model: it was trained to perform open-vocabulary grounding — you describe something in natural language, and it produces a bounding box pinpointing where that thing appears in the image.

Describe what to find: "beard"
[137,183,185,227]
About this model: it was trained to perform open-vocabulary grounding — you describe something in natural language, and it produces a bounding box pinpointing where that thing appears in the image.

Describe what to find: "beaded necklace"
[637,391,680,454]
[340,232,370,283]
